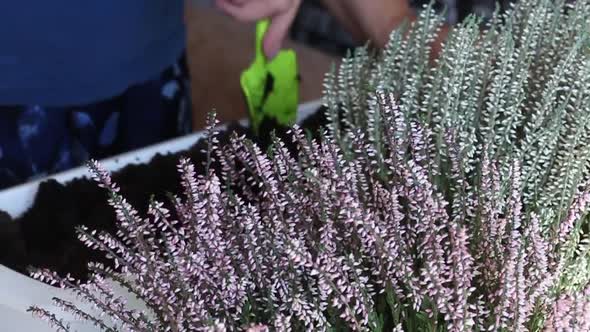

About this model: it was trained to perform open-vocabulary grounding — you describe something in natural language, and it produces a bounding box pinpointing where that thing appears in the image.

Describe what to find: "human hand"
[215,0,302,59]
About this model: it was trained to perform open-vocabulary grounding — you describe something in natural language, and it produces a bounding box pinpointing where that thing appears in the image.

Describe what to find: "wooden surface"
[185,5,338,130]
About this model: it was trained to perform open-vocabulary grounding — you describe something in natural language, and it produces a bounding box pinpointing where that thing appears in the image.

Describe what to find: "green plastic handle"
[240,20,299,134]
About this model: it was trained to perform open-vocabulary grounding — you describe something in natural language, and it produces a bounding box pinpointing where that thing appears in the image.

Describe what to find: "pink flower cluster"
[28,93,590,331]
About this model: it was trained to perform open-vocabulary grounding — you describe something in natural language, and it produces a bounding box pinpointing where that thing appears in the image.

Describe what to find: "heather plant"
[28,0,590,331]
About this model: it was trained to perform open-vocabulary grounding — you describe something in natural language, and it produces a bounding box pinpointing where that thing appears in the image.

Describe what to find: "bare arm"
[320,0,450,59]
[319,0,416,48]
[214,0,449,58]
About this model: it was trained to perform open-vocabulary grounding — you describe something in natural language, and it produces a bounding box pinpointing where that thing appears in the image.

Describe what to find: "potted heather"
[22,0,590,330]
[0,101,323,281]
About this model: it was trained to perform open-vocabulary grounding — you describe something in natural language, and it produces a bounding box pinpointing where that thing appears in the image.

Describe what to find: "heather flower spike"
[32,0,590,331]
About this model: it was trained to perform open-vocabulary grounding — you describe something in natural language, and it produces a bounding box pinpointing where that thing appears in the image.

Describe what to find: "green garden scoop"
[240,19,299,135]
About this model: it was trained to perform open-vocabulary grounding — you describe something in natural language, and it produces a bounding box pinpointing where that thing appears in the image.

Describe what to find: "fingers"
[216,0,289,22]
[263,0,300,59]
[215,0,301,59]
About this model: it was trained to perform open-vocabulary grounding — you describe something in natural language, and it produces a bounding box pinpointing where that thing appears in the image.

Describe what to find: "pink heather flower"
[244,324,269,332]
[87,159,119,192]
[32,85,590,331]
[558,182,590,246]
[492,161,526,331]
[474,147,507,294]
[273,314,292,332]
[545,286,590,331]
[524,213,552,307]
[28,306,72,332]
[446,224,476,331]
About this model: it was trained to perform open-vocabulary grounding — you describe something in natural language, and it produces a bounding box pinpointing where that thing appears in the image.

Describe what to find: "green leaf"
[369,310,385,332]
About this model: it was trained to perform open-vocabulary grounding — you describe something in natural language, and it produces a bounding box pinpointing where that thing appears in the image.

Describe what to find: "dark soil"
[0,108,328,282]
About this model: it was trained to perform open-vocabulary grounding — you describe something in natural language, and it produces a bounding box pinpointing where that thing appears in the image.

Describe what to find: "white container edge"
[0,100,322,219]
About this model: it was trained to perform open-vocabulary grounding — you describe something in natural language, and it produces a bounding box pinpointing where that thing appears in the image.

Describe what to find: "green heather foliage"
[325,0,590,293]
[30,0,590,331]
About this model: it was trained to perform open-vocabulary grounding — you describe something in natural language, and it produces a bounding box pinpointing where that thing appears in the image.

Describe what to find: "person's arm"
[319,0,416,49]
[215,0,449,60]
[320,0,450,59]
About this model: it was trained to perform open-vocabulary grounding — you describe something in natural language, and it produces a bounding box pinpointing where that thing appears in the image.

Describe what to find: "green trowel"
[240,19,299,135]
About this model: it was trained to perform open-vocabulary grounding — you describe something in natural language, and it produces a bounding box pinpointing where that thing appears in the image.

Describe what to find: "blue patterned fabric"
[0,1,186,106]
[0,56,192,190]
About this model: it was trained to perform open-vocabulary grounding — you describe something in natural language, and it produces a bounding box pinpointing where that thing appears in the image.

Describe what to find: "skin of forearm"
[316,0,365,42]
[320,0,450,61]
[319,0,416,48]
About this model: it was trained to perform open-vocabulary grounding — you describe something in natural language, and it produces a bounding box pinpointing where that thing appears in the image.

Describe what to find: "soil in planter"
[0,107,329,282]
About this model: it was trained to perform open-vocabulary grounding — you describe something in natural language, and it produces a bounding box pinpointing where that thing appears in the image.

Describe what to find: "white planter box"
[0,100,322,331]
